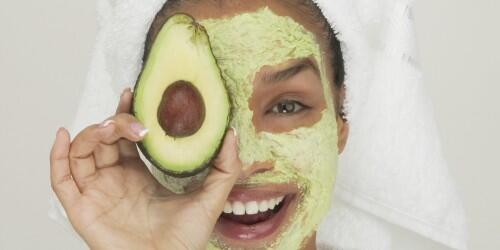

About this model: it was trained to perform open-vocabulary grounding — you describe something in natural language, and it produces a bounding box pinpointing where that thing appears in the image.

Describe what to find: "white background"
[0,0,499,249]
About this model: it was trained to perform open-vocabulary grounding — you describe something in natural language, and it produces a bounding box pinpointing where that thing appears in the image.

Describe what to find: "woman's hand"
[50,88,241,250]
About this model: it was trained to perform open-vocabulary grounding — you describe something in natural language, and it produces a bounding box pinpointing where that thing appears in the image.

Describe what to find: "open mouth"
[215,185,297,243]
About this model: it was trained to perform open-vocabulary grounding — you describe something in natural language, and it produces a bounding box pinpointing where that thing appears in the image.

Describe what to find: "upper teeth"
[223,196,285,215]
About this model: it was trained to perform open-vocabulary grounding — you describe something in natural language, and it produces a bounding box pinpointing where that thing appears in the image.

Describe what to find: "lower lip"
[215,195,294,241]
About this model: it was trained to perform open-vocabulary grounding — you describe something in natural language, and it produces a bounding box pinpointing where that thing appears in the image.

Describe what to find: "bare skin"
[50,89,242,250]
[50,1,349,249]
[250,57,327,134]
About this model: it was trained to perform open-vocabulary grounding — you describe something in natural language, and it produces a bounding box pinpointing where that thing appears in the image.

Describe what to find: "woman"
[50,0,348,249]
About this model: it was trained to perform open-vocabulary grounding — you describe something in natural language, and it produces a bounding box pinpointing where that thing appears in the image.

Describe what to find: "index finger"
[50,128,81,209]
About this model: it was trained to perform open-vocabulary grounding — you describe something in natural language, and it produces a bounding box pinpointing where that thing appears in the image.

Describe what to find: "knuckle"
[109,113,132,129]
[76,125,100,140]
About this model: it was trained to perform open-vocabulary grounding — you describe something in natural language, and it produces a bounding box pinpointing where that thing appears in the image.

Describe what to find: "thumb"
[197,128,241,218]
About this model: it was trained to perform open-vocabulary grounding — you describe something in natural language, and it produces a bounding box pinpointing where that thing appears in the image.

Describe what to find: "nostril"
[253,167,271,175]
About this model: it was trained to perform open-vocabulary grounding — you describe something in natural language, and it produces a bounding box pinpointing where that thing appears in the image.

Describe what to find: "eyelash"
[268,100,309,115]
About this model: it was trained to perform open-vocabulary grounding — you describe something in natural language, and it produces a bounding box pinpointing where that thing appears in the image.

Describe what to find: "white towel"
[50,0,467,249]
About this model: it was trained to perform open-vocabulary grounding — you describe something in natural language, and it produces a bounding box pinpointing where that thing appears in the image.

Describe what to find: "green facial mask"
[198,7,339,249]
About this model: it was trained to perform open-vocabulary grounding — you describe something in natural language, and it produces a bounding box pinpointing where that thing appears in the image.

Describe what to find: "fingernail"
[99,120,115,128]
[131,122,148,137]
[230,126,238,137]
[121,87,132,97]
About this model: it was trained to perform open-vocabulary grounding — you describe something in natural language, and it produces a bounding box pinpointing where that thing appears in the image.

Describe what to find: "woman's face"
[163,1,347,249]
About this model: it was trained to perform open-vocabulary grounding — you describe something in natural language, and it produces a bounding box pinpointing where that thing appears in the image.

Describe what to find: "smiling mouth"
[214,185,298,244]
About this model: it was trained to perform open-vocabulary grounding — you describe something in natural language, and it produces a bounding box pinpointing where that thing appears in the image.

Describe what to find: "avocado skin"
[132,13,230,178]
[132,81,229,179]
[133,123,229,178]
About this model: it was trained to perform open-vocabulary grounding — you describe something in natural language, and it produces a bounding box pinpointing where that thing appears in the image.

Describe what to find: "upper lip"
[226,183,298,203]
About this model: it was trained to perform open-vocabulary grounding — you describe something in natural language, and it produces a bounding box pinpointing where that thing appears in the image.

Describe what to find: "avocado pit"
[158,80,205,138]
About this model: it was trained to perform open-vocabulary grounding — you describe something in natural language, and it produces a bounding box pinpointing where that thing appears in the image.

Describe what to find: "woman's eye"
[270,100,307,114]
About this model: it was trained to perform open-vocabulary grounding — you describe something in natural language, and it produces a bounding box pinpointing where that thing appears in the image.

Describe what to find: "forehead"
[196,7,323,85]
[163,0,326,45]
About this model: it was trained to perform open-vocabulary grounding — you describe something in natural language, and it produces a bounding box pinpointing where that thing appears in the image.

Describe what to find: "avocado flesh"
[133,14,230,177]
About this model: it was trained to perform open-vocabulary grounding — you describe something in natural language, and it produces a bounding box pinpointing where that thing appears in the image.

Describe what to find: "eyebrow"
[260,58,320,84]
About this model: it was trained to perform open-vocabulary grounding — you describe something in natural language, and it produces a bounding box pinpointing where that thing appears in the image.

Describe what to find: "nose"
[239,160,274,180]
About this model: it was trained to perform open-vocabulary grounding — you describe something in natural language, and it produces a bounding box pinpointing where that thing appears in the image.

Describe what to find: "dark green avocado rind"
[132,13,231,178]
[135,128,227,178]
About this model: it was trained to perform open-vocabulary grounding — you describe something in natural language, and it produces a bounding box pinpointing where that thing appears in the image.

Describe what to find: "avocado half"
[133,13,230,177]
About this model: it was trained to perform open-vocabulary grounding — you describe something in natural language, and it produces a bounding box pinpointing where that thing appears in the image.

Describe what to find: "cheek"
[258,115,338,247]
[255,109,339,175]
